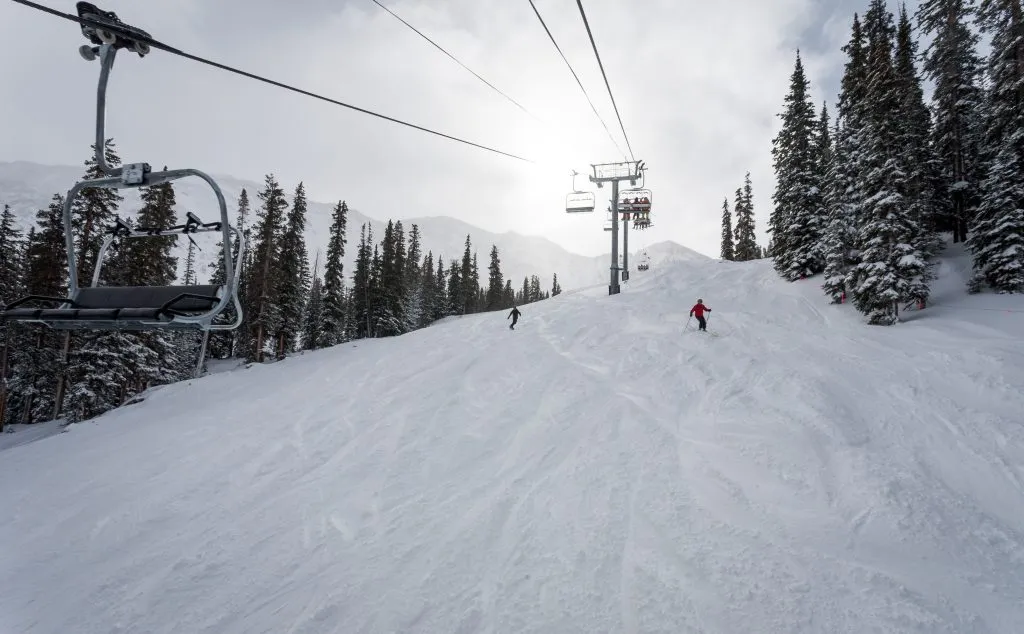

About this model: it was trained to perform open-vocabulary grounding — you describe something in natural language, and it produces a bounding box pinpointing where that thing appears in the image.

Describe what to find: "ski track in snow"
[2,242,1024,633]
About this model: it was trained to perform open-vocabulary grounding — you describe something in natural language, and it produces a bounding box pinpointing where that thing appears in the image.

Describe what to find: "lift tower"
[590,160,644,295]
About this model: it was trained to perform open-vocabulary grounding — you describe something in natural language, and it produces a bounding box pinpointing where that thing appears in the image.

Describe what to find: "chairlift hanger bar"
[7,0,534,163]
[0,2,245,332]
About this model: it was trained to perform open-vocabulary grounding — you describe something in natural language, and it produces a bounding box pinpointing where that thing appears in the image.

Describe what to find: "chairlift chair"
[0,3,244,332]
[566,191,596,213]
[618,188,652,213]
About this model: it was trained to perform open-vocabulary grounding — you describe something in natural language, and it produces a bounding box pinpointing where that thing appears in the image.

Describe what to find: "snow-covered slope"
[1,160,677,291]
[3,242,1023,633]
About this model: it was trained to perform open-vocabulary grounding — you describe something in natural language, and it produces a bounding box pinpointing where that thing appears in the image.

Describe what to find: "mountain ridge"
[0,160,710,291]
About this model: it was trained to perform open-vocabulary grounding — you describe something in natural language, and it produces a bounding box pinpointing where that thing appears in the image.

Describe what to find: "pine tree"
[368,242,385,335]
[0,204,24,305]
[60,140,128,422]
[120,176,182,385]
[375,220,406,337]
[321,201,348,345]
[822,118,857,303]
[551,273,562,296]
[418,251,437,328]
[432,255,448,321]
[485,245,504,309]
[503,280,515,307]
[245,174,289,360]
[720,198,734,260]
[734,174,759,261]
[0,204,24,428]
[276,182,311,354]
[302,252,326,350]
[967,0,1024,291]
[404,224,423,330]
[848,0,931,323]
[458,236,474,314]
[5,196,68,423]
[71,139,123,286]
[918,0,987,242]
[770,52,824,279]
[351,224,374,338]
[823,15,870,303]
[894,5,944,264]
[447,258,462,315]
[529,275,541,302]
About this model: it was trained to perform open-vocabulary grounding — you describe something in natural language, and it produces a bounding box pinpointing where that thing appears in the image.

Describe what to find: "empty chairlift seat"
[1,284,225,330]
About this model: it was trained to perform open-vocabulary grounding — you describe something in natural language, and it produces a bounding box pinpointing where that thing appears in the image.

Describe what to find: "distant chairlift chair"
[0,2,244,333]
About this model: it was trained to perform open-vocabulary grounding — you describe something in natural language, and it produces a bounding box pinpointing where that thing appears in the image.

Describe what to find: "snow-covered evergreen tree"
[894,5,944,263]
[245,174,289,361]
[447,258,462,316]
[822,118,857,303]
[0,204,24,428]
[302,252,326,350]
[734,174,759,261]
[529,275,542,302]
[503,280,515,307]
[404,224,423,331]
[375,220,406,337]
[719,198,734,260]
[321,200,348,345]
[433,256,448,321]
[351,224,374,339]
[918,0,986,242]
[276,182,311,354]
[71,139,123,285]
[5,195,68,423]
[486,245,504,310]
[967,0,1024,292]
[459,236,474,314]
[770,52,823,279]
[551,273,562,296]
[823,15,870,303]
[418,251,437,328]
[848,0,931,323]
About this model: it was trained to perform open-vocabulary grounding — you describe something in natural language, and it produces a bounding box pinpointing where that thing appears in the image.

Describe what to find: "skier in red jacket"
[689,298,711,331]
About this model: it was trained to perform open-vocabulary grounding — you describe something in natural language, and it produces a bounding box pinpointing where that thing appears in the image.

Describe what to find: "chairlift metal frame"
[0,3,244,332]
[565,170,596,213]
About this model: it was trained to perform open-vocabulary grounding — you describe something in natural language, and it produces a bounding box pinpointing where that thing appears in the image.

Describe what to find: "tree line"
[0,143,561,427]
[766,0,1023,324]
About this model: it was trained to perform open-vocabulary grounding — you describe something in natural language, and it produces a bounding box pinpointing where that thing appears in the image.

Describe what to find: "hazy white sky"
[0,0,919,257]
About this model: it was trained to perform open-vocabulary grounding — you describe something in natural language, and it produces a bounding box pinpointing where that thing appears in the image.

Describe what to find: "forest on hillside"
[0,142,562,426]
[757,0,1023,324]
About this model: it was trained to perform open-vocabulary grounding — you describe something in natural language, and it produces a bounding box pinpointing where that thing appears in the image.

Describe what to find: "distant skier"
[508,306,521,330]
[689,298,711,332]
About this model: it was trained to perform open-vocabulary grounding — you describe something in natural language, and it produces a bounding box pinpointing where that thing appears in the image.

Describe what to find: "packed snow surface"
[3,243,1024,633]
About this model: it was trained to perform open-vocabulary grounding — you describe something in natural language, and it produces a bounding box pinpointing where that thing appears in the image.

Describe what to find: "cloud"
[0,0,916,258]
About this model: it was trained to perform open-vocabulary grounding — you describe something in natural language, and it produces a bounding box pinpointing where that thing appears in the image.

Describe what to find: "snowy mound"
[2,243,1024,633]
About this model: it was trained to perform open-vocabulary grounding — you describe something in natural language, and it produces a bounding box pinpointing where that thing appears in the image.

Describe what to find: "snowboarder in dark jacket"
[508,306,521,329]
[689,299,711,331]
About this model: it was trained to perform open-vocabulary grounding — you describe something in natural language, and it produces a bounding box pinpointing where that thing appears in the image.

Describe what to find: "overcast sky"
[0,0,922,257]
